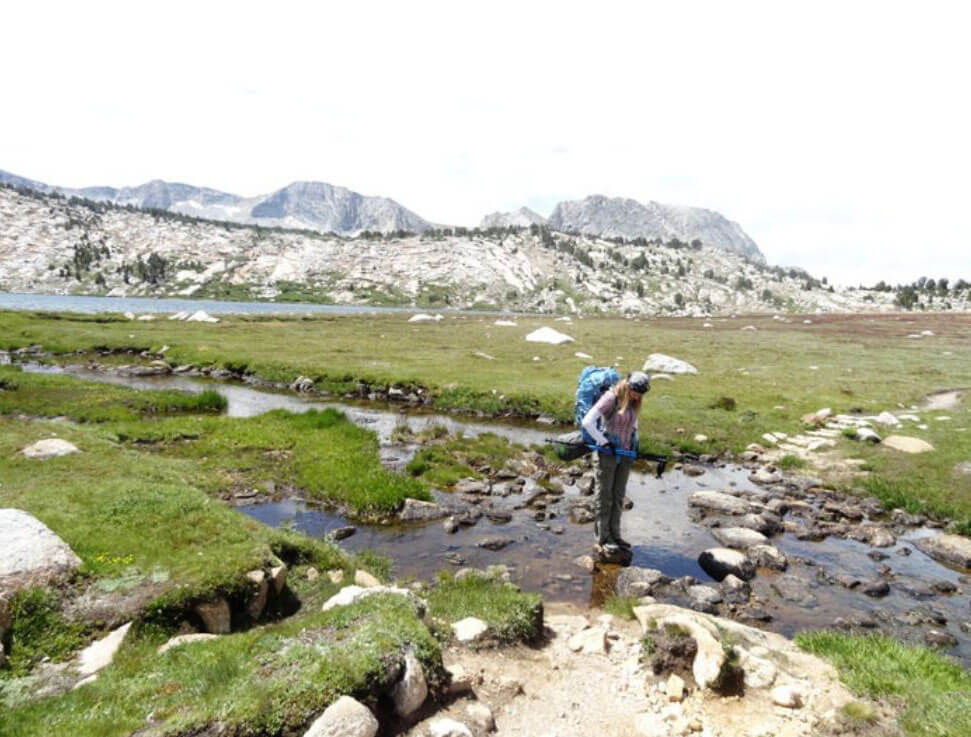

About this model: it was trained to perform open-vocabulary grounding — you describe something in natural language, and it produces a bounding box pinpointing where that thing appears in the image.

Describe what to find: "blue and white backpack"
[575,365,621,441]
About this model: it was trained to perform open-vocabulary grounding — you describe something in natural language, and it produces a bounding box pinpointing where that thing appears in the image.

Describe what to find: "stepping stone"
[883,436,933,453]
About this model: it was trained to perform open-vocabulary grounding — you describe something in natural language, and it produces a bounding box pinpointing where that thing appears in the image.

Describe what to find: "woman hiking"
[580,370,650,561]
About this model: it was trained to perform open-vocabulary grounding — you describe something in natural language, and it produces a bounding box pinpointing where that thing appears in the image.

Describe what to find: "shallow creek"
[21,362,971,663]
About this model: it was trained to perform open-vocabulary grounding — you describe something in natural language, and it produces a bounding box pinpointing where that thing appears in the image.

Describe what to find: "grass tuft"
[426,571,543,645]
[796,630,971,737]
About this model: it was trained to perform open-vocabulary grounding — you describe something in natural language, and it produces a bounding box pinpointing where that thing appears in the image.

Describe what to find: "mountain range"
[0,168,764,261]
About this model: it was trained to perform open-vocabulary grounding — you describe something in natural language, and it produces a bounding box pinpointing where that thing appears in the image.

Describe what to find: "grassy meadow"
[0,361,542,736]
[2,308,969,524]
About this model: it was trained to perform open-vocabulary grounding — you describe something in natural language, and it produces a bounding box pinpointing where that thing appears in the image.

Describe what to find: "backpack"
[553,366,622,462]
[575,365,620,437]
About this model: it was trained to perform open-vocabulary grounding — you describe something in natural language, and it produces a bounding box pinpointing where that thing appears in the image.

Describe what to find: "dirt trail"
[402,603,898,737]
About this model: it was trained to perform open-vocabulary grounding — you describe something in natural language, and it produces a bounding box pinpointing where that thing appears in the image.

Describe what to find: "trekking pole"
[545,439,668,478]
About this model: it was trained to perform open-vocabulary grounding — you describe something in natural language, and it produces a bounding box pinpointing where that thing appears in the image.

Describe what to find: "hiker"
[580,370,650,558]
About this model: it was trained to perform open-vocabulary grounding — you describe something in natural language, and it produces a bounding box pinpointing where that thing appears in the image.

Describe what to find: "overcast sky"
[3,1,969,286]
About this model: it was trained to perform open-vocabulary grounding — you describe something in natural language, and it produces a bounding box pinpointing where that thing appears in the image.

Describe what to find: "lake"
[0,291,472,316]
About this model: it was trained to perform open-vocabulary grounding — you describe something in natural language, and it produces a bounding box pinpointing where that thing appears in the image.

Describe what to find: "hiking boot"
[615,538,632,550]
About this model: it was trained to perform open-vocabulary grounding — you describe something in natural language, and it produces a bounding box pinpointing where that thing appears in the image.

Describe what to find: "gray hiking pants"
[594,453,633,545]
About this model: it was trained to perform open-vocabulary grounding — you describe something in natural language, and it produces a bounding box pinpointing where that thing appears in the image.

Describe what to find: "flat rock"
[616,567,671,597]
[848,524,896,548]
[399,498,447,521]
[157,633,220,654]
[78,622,131,676]
[321,585,425,616]
[770,576,818,607]
[477,537,514,551]
[925,629,958,648]
[452,616,489,643]
[688,490,750,515]
[749,467,783,485]
[0,508,82,591]
[748,544,788,571]
[21,438,80,459]
[304,695,379,737]
[915,533,971,568]
[698,548,755,581]
[883,435,934,453]
[712,527,767,549]
[454,478,489,494]
[429,719,474,737]
[686,585,722,613]
[568,626,608,654]
[861,579,890,597]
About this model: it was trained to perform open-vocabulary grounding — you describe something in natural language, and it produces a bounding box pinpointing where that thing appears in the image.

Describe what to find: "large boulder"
[711,527,768,550]
[632,605,725,688]
[0,508,82,591]
[632,602,854,719]
[688,491,750,516]
[20,438,80,459]
[304,696,379,737]
[915,533,971,568]
[698,548,755,581]
[642,354,698,375]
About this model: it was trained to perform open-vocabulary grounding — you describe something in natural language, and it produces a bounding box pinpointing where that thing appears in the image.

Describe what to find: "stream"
[18,360,971,663]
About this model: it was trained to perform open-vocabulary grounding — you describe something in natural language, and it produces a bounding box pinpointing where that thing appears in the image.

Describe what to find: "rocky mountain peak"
[548,194,765,263]
[479,207,548,229]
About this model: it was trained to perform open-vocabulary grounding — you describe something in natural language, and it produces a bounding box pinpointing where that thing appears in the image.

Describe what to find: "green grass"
[1,594,442,737]
[0,363,447,735]
[112,408,428,515]
[777,453,807,470]
[3,589,90,676]
[405,431,521,487]
[1,366,427,517]
[602,595,638,621]
[796,630,971,737]
[426,571,543,644]
[0,365,226,421]
[2,309,970,524]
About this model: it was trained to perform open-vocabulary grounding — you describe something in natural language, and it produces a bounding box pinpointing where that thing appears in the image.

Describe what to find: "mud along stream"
[21,361,971,664]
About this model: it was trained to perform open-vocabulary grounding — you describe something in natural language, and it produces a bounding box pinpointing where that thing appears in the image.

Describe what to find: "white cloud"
[1,0,968,285]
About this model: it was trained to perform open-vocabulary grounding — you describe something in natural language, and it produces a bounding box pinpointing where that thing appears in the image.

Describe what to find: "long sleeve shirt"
[581,390,639,451]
